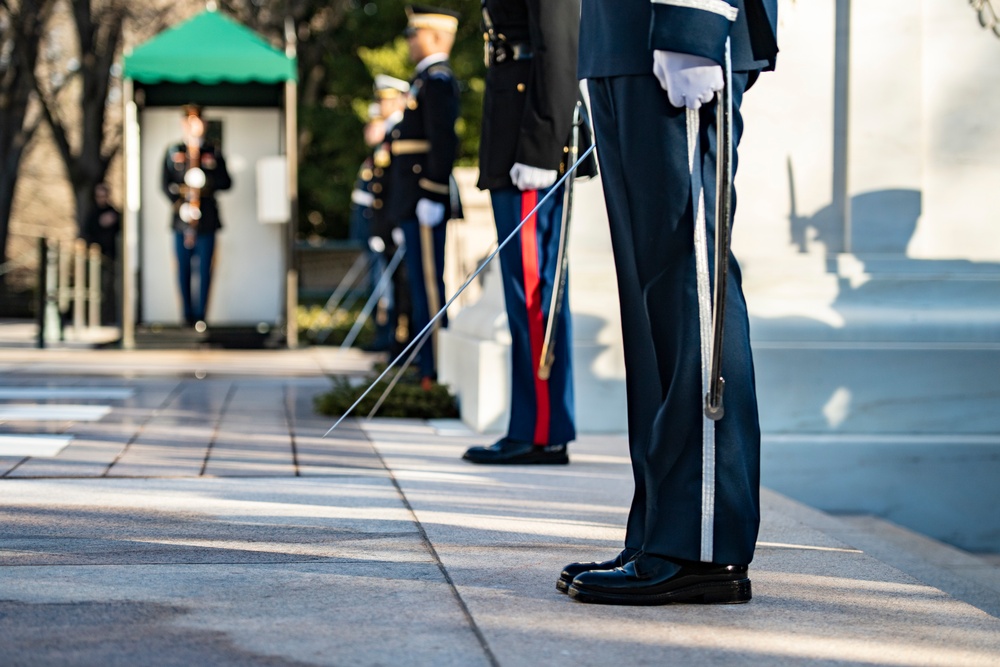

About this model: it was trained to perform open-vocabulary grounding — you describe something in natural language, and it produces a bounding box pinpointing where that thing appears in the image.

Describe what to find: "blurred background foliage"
[220,0,484,242]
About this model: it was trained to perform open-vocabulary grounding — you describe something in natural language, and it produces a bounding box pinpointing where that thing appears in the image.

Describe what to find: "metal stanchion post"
[36,238,46,348]
[58,239,71,315]
[88,244,101,329]
[73,238,86,334]
[44,239,61,344]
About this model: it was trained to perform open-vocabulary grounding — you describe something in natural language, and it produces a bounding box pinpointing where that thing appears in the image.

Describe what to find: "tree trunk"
[0,0,53,281]
[0,176,15,279]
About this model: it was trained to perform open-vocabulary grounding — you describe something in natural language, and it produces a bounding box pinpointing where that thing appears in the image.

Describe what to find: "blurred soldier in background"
[364,75,413,353]
[387,5,462,387]
[161,104,232,330]
[81,182,121,326]
[348,102,385,250]
[462,0,594,465]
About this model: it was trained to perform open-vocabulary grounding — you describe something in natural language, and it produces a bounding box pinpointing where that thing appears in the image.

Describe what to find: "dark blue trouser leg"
[193,232,215,322]
[588,73,760,565]
[370,251,394,350]
[174,231,194,324]
[491,186,576,446]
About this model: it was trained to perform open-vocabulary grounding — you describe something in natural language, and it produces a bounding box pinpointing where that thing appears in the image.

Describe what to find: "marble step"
[743,254,1000,343]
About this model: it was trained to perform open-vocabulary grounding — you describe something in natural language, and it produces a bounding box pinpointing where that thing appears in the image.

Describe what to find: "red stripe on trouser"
[520,190,550,444]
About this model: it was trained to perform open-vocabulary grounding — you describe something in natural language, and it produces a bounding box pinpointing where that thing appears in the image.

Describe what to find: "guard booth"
[120,7,299,348]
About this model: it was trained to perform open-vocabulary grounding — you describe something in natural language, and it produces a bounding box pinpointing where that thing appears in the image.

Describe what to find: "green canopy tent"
[120,7,300,347]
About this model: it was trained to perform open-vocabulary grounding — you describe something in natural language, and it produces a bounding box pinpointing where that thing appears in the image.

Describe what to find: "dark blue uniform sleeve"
[205,147,232,195]
[418,70,459,204]
[162,147,181,204]
[648,0,739,67]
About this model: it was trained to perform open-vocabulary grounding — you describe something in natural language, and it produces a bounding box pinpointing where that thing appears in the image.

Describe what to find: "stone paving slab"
[7,435,130,478]
[0,479,485,667]
[831,515,1000,619]
[0,348,377,377]
[0,377,346,479]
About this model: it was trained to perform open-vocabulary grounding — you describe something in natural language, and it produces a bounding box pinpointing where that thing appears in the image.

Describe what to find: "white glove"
[391,227,405,247]
[416,198,446,227]
[509,162,559,192]
[653,50,723,110]
[368,236,386,253]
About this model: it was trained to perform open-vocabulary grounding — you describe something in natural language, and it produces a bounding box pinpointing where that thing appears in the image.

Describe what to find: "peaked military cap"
[404,5,460,35]
[373,74,410,99]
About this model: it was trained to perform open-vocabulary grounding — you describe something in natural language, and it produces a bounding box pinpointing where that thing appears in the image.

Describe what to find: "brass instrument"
[178,110,207,249]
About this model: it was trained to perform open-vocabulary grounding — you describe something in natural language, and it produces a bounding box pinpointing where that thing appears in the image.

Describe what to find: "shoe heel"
[698,578,752,604]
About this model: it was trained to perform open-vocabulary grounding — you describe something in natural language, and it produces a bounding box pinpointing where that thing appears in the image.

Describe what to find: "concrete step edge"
[763,489,1000,619]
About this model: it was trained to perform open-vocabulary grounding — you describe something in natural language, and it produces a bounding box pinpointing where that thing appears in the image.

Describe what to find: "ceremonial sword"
[705,40,734,421]
[687,41,734,423]
[340,245,406,349]
[323,143,597,437]
[687,39,734,563]
[419,223,442,376]
[537,101,583,381]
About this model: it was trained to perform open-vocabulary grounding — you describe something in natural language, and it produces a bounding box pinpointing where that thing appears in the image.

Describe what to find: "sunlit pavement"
[0,351,998,666]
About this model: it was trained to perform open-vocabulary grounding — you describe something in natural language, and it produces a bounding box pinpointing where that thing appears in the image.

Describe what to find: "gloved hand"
[509,162,559,192]
[368,236,386,253]
[391,227,405,247]
[653,50,723,110]
[416,198,446,227]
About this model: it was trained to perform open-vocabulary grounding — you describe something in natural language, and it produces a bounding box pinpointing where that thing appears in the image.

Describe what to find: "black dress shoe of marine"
[556,547,640,593]
[462,438,569,465]
[568,553,751,605]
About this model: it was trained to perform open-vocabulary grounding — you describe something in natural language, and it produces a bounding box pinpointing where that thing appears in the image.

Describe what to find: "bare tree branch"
[31,0,152,234]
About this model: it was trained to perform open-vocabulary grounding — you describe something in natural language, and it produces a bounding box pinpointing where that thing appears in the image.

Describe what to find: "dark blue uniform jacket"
[387,60,461,223]
[477,0,583,191]
[579,0,778,78]
[161,141,232,235]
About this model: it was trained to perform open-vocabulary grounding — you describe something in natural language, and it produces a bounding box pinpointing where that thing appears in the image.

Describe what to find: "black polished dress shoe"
[568,552,751,605]
[556,547,640,593]
[462,438,569,465]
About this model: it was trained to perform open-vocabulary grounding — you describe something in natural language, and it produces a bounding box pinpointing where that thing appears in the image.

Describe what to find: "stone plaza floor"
[0,345,998,665]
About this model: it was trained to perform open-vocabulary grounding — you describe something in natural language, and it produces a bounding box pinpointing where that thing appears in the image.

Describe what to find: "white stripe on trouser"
[686,107,716,563]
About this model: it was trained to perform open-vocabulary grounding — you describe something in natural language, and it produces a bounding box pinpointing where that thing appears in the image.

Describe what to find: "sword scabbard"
[537,100,583,381]
[704,38,734,421]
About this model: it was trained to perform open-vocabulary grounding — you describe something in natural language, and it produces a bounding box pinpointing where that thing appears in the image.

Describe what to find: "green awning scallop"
[123,9,296,85]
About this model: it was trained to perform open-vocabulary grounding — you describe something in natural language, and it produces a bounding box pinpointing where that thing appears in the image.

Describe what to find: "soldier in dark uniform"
[461,0,587,465]
[386,5,462,384]
[365,76,412,353]
[561,0,779,605]
[349,103,389,345]
[349,103,384,253]
[81,182,121,326]
[161,104,232,329]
